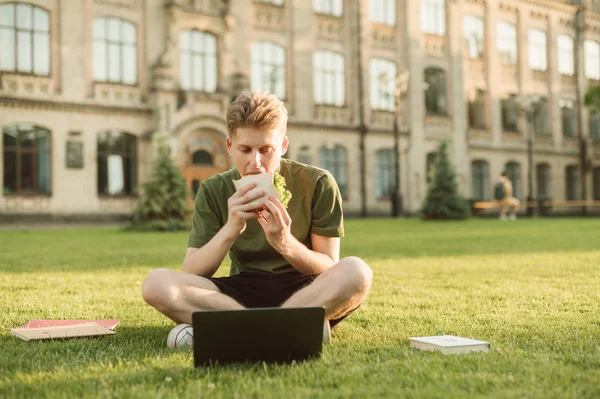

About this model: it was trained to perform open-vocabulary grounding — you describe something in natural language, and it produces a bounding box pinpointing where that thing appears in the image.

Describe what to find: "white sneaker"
[323,321,331,344]
[166,323,194,349]
[510,214,517,221]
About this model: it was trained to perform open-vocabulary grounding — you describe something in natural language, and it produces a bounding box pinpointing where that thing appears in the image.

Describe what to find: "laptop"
[192,307,325,366]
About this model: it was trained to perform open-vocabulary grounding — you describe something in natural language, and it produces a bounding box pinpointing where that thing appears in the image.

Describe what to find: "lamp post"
[519,94,539,217]
[380,71,409,217]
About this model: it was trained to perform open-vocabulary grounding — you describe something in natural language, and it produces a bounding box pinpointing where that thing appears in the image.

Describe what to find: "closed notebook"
[409,335,491,355]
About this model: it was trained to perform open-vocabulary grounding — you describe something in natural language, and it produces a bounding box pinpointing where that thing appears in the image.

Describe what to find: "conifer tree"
[421,142,470,220]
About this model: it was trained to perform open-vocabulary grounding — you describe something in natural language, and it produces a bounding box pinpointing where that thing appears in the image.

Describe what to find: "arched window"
[536,163,551,200]
[463,16,484,59]
[313,51,345,106]
[375,149,394,199]
[319,144,347,198]
[251,41,286,99]
[179,30,217,92]
[471,160,489,201]
[369,58,397,111]
[565,165,579,201]
[424,67,446,115]
[93,17,137,84]
[97,131,137,196]
[2,124,51,194]
[192,150,213,166]
[0,3,50,75]
[505,162,521,199]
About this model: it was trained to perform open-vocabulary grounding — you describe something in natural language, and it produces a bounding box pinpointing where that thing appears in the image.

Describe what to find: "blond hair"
[226,91,288,138]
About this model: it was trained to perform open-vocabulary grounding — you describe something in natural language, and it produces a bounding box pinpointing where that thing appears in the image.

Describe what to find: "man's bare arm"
[278,233,340,275]
[182,228,238,276]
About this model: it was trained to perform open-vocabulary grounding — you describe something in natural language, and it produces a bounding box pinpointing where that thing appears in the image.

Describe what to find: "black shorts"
[207,271,350,327]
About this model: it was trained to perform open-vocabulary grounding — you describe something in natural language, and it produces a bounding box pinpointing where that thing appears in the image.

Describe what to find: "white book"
[409,335,491,355]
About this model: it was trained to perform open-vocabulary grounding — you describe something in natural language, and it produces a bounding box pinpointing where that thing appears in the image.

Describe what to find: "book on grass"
[18,319,119,330]
[10,322,116,341]
[409,335,491,355]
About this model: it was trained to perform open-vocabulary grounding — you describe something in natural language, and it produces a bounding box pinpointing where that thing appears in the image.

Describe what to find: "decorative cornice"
[94,0,138,9]
[0,96,152,116]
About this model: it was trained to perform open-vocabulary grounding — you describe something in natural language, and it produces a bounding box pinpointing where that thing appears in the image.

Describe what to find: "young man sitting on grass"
[142,91,373,347]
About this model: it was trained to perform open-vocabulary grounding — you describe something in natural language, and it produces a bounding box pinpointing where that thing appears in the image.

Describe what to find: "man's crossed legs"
[142,257,373,346]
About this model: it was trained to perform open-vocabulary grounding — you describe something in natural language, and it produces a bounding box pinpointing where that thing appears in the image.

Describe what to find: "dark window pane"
[98,156,107,194]
[19,128,36,148]
[125,134,137,156]
[594,168,600,200]
[3,150,17,193]
[37,130,50,151]
[98,133,108,153]
[38,150,51,193]
[3,127,17,147]
[192,179,201,195]
[20,152,35,191]
[192,150,213,165]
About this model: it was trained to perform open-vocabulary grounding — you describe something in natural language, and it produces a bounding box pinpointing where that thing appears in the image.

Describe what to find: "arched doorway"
[177,129,230,205]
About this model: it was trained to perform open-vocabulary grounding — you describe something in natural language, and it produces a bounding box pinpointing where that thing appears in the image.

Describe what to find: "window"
[590,112,600,140]
[463,16,484,59]
[2,124,51,195]
[313,0,342,16]
[369,0,396,26]
[93,17,137,85]
[501,94,518,132]
[251,41,286,99]
[421,0,445,36]
[557,35,574,76]
[0,3,50,75]
[584,40,600,80]
[369,58,397,111]
[468,89,486,129]
[528,29,547,71]
[505,162,521,199]
[424,68,446,115]
[497,22,517,65]
[565,165,579,201]
[375,149,394,199]
[179,30,217,92]
[593,167,600,200]
[560,100,575,137]
[533,97,548,135]
[313,51,345,106]
[97,131,137,196]
[426,151,437,183]
[319,145,347,198]
[536,163,551,200]
[471,160,489,201]
[192,150,213,166]
[256,0,284,5]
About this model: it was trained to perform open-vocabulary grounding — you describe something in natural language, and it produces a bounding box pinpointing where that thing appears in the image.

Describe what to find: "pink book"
[18,319,120,330]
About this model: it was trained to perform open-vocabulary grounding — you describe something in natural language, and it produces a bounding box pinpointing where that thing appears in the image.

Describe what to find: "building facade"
[1,0,600,220]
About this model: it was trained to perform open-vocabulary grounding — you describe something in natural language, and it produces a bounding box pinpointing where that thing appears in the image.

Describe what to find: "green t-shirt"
[187,159,344,275]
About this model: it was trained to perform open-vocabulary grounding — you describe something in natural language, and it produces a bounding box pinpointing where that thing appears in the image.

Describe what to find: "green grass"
[1,218,599,398]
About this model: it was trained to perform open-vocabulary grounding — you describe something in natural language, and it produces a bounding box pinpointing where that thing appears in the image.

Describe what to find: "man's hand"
[223,182,265,238]
[257,196,293,254]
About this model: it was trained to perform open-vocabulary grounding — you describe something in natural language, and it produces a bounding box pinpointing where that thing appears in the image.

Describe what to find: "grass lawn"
[1,218,599,398]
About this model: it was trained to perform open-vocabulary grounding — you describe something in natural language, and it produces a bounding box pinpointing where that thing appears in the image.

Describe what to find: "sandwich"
[233,171,292,208]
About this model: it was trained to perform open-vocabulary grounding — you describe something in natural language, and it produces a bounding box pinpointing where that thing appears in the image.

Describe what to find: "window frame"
[369,0,396,26]
[2,124,52,196]
[375,148,395,200]
[92,16,138,85]
[97,131,138,197]
[471,160,489,201]
[584,40,600,80]
[497,22,517,65]
[179,29,218,93]
[557,34,574,76]
[565,165,579,201]
[369,58,397,112]
[420,0,446,36]
[0,3,51,75]
[319,144,348,199]
[313,51,346,106]
[251,41,286,100]
[536,163,551,200]
[313,0,343,17]
[528,29,548,72]
[424,67,447,115]
[463,15,484,59]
